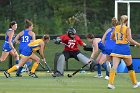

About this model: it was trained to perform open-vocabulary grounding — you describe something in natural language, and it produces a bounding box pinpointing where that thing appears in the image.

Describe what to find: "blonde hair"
[120,15,128,24]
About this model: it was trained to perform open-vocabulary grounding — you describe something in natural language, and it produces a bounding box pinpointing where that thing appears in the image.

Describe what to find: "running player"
[0,21,19,64]
[14,19,36,77]
[101,17,118,79]
[86,33,109,79]
[52,28,91,77]
[108,15,140,89]
[4,34,50,78]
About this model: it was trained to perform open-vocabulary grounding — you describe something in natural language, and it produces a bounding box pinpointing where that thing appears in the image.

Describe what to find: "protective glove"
[54,37,62,44]
[83,45,93,51]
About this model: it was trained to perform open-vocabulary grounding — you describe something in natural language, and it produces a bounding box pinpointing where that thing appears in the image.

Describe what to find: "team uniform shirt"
[110,25,131,58]
[2,29,15,52]
[20,39,43,57]
[98,41,106,54]
[104,27,116,55]
[19,29,32,53]
[59,34,84,51]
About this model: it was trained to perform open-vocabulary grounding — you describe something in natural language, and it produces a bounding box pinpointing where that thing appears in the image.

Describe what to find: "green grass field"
[0,71,140,93]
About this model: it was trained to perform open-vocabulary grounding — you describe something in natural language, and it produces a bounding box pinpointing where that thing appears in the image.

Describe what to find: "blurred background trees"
[0,0,140,35]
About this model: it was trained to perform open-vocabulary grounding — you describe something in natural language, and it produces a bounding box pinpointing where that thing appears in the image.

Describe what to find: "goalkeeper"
[52,28,95,77]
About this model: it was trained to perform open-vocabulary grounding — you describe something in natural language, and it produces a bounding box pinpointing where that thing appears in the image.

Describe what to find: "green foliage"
[0,0,140,35]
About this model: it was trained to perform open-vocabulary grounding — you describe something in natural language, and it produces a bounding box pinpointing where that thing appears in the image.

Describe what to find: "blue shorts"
[104,49,112,55]
[2,41,12,52]
[110,44,131,58]
[20,46,32,56]
[19,45,26,54]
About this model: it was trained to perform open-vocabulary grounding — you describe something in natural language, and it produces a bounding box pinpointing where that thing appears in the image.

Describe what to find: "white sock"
[106,61,111,72]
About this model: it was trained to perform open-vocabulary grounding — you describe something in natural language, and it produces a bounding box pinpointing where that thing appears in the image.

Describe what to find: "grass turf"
[0,71,140,93]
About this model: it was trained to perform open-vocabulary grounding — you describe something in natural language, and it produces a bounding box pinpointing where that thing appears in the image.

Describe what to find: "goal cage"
[115,0,140,27]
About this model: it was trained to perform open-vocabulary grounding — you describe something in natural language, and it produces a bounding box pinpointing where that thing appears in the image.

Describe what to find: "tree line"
[0,0,140,35]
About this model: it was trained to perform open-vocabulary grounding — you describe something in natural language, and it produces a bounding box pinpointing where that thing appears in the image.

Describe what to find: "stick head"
[67,74,73,78]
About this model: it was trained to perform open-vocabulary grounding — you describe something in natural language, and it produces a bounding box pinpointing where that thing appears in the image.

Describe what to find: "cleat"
[133,82,140,88]
[108,84,115,89]
[52,71,63,77]
[105,76,109,80]
[21,64,29,73]
[4,71,11,78]
[29,72,38,78]
[94,74,103,78]
[16,74,22,77]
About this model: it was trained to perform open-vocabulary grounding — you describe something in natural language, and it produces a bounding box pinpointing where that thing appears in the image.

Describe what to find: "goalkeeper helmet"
[67,28,76,39]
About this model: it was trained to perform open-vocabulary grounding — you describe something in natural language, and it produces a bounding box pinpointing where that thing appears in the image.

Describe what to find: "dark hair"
[86,33,94,39]
[112,17,118,26]
[24,19,33,28]
[43,34,50,40]
[9,21,17,28]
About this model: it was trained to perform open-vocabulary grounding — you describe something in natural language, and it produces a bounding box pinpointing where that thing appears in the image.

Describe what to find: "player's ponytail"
[112,17,118,26]
[43,34,50,40]
[119,15,128,33]
[120,15,128,25]
[24,19,33,28]
[9,21,17,28]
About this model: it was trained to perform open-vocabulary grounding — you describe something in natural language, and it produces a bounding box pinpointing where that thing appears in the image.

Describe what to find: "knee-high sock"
[129,70,137,85]
[16,60,19,64]
[16,67,23,75]
[26,61,32,67]
[108,69,116,85]
[97,64,101,75]
[31,63,39,73]
[102,63,109,76]
[7,65,18,73]
[106,61,111,72]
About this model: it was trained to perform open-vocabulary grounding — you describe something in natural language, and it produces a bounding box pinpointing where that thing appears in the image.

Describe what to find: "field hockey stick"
[44,62,52,73]
[60,42,69,47]
[39,62,45,69]
[67,61,92,78]
[39,59,52,73]
[53,38,69,47]
[129,45,137,47]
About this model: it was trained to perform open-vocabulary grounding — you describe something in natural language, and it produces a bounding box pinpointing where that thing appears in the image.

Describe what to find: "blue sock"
[102,62,109,76]
[16,60,19,64]
[16,67,23,75]
[26,62,32,67]
[97,64,101,75]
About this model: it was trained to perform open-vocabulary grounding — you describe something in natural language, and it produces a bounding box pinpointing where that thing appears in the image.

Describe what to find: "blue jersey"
[2,29,14,52]
[104,27,116,55]
[98,41,106,54]
[98,40,114,55]
[5,28,15,42]
[19,30,32,53]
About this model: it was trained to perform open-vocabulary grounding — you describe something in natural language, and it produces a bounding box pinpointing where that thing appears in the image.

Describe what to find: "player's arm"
[90,39,99,60]
[30,32,36,42]
[77,36,86,46]
[127,28,140,47]
[39,42,46,62]
[77,36,93,51]
[14,31,22,44]
[111,30,115,40]
[8,31,16,52]
[102,29,110,44]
